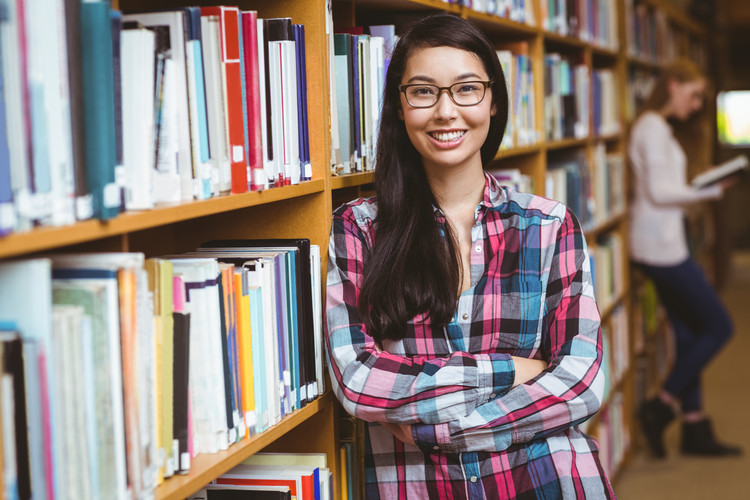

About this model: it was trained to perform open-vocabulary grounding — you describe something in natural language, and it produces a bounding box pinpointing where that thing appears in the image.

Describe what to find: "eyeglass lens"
[404,82,488,107]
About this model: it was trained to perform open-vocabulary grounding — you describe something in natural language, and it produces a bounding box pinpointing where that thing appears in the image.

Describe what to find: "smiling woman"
[325,13,616,499]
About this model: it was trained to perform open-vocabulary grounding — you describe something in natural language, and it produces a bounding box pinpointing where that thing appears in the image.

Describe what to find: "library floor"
[613,251,750,500]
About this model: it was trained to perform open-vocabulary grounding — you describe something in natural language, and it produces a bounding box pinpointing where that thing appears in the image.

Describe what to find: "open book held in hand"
[691,154,749,189]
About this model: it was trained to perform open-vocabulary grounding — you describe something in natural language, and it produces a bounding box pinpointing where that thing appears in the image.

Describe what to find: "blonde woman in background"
[629,59,742,458]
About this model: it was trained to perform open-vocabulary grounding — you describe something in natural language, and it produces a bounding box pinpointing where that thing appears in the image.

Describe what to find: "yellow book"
[234,270,255,435]
[340,446,348,500]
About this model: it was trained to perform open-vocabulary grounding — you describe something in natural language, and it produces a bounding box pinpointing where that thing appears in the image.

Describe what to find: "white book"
[185,38,212,200]
[153,56,182,203]
[279,40,300,184]
[1,374,19,500]
[267,41,286,185]
[121,27,156,210]
[310,244,323,396]
[326,5,342,174]
[123,11,194,201]
[369,36,385,169]
[691,154,750,189]
[334,42,353,174]
[358,36,373,171]
[201,15,230,196]
[0,0,31,231]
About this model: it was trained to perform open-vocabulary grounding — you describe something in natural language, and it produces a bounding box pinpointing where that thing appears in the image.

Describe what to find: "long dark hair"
[358,13,509,343]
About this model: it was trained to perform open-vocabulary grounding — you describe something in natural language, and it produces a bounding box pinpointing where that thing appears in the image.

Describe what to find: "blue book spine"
[293,25,310,180]
[249,287,267,432]
[80,3,118,220]
[350,35,361,171]
[0,30,14,235]
[285,251,301,410]
[272,257,289,417]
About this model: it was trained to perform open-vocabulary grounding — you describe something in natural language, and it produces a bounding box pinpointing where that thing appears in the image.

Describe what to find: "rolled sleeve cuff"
[477,354,515,403]
[412,422,453,453]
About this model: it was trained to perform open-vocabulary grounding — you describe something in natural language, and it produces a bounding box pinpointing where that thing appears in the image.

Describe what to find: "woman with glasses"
[325,13,615,499]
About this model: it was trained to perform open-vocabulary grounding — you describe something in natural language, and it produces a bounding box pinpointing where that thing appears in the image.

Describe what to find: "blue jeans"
[637,258,734,412]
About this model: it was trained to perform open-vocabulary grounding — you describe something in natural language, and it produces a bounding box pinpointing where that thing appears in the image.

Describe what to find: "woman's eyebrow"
[405,72,484,84]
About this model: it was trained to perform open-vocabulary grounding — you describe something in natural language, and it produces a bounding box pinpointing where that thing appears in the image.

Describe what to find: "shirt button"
[475,245,482,252]
[470,476,478,483]
[490,393,497,399]
[462,313,469,321]
[432,445,440,451]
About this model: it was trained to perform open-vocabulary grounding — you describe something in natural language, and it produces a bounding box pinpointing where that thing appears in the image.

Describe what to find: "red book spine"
[202,6,248,194]
[241,11,264,191]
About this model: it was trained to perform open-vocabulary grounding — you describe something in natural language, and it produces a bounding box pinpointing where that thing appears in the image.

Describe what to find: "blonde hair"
[640,59,711,176]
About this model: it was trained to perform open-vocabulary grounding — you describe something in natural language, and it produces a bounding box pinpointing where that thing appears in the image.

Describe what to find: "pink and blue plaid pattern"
[326,173,616,499]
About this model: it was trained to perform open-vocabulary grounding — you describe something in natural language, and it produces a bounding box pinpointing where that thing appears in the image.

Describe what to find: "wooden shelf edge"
[331,171,375,190]
[463,9,538,36]
[496,143,543,159]
[585,212,626,237]
[155,391,334,500]
[0,180,325,258]
[545,137,589,150]
[599,288,629,320]
[542,30,588,49]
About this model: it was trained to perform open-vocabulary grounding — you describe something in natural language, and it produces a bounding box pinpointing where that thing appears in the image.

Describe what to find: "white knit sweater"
[628,111,721,266]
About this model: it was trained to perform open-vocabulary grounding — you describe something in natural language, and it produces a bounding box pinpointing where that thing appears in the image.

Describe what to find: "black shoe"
[639,397,675,458]
[681,419,743,457]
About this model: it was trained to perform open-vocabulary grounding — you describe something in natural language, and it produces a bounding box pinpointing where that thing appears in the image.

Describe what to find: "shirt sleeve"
[633,115,722,206]
[325,207,515,425]
[411,208,605,453]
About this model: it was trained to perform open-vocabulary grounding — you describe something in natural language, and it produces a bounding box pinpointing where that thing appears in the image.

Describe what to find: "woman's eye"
[412,86,436,96]
[456,84,481,93]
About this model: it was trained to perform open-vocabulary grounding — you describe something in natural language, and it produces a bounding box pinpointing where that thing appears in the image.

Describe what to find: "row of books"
[624,0,708,67]
[459,0,537,25]
[601,304,629,402]
[189,452,333,500]
[595,391,630,477]
[592,144,626,226]
[545,152,594,229]
[544,54,589,141]
[592,69,620,137]
[492,168,535,193]
[590,233,625,309]
[330,26,395,175]
[498,44,540,149]
[0,2,312,236]
[541,0,619,50]
[0,240,323,499]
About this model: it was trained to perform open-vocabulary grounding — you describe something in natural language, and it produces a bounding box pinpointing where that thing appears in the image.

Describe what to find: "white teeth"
[430,131,465,142]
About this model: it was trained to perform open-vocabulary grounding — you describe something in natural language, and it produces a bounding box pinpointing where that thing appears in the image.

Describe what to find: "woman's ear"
[490,103,497,117]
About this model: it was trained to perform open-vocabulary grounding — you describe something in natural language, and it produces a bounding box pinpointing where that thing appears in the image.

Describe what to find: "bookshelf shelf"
[463,10,538,37]
[355,0,461,14]
[496,144,543,159]
[155,392,335,500]
[627,55,661,70]
[543,31,588,50]
[331,171,375,190]
[599,288,629,321]
[591,45,620,59]
[586,212,626,238]
[0,180,326,259]
[545,137,589,150]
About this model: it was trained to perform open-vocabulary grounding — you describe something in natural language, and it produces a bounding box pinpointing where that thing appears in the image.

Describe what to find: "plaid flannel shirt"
[325,173,616,499]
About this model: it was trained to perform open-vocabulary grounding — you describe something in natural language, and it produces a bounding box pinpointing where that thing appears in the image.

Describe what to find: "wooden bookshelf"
[0,0,715,498]
[155,392,335,500]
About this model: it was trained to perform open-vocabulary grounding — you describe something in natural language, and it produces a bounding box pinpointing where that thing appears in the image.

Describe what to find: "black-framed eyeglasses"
[399,80,495,108]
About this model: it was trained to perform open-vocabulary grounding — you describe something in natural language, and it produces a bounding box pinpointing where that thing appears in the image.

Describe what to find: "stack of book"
[329,25,395,175]
[189,452,333,500]
[0,3,312,237]
[596,392,629,477]
[497,43,539,149]
[0,240,323,499]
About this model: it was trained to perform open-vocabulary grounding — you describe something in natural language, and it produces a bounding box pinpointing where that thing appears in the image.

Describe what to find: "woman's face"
[398,46,495,174]
[668,78,706,121]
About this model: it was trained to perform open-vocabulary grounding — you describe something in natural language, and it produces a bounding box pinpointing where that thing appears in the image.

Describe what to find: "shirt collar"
[432,172,506,222]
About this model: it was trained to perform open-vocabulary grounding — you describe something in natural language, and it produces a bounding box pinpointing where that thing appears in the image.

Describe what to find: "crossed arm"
[325,207,604,453]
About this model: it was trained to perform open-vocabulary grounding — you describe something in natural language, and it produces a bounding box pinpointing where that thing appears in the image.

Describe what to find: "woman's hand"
[511,357,548,387]
[381,422,416,445]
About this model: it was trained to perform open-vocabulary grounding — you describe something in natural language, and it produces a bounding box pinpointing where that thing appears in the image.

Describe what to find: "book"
[173,275,191,474]
[200,6,248,195]
[81,2,119,219]
[691,154,750,189]
[240,11,265,191]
